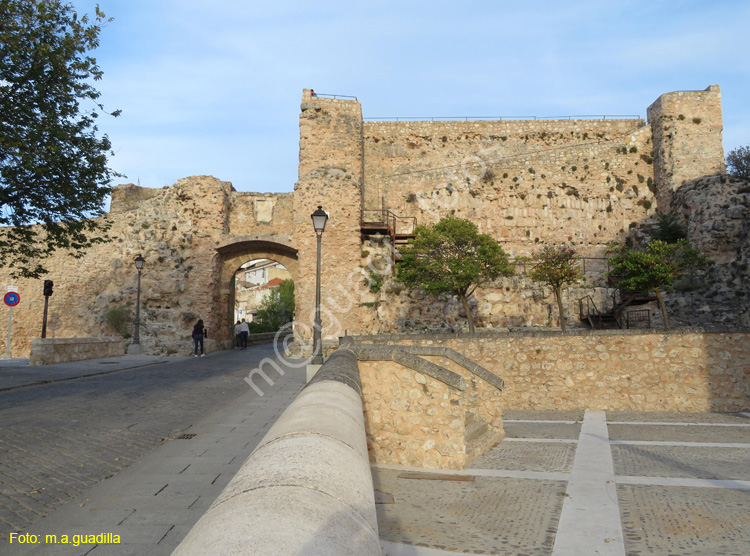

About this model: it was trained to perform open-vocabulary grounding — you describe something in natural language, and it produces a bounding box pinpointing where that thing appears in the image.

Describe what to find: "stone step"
[465,419,489,443]
[465,425,505,465]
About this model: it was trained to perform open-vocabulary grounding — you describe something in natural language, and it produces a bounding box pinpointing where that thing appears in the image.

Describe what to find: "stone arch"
[216,235,298,339]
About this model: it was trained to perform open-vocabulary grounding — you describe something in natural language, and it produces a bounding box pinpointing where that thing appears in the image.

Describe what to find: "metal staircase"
[360,200,416,265]
[579,276,656,330]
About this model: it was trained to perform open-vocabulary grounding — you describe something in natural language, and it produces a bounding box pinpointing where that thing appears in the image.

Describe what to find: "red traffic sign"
[3,292,20,307]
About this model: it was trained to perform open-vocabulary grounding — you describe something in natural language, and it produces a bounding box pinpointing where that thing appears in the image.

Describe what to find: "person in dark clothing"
[192,319,207,357]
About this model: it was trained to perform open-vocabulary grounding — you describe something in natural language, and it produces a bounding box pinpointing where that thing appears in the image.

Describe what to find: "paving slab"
[374,466,564,555]
[608,423,750,443]
[612,444,750,480]
[619,484,750,556]
[379,410,750,556]
[504,410,584,421]
[606,411,750,424]
[504,422,582,439]
[470,441,576,474]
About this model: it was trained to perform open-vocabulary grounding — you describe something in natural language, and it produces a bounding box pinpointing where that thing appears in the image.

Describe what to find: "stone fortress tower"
[1,85,746,357]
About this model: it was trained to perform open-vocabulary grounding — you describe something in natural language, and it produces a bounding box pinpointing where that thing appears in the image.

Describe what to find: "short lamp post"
[311,206,328,364]
[128,254,145,354]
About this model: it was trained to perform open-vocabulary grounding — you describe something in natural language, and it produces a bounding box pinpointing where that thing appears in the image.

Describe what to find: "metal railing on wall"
[312,93,358,100]
[364,115,642,122]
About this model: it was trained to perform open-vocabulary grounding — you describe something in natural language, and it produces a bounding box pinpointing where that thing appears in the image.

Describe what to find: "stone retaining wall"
[29,337,127,366]
[349,329,750,412]
[345,342,505,469]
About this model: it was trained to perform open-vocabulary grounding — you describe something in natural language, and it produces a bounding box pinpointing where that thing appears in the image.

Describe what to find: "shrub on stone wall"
[104,305,131,337]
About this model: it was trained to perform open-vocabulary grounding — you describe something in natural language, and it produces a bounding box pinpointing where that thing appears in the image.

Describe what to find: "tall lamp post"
[311,206,328,364]
[128,254,145,354]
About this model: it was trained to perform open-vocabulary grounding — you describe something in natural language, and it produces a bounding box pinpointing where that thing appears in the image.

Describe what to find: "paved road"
[0,346,304,549]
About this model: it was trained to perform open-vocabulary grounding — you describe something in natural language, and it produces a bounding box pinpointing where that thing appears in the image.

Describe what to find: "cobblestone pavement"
[378,410,750,556]
[0,346,299,543]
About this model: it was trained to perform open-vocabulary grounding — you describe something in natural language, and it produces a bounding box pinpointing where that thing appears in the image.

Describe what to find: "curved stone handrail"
[340,340,505,391]
[171,349,381,556]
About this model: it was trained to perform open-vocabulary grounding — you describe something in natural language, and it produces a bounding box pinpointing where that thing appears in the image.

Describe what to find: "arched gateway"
[216,235,298,335]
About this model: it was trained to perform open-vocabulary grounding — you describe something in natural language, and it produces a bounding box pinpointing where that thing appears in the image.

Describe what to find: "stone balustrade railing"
[172,349,381,556]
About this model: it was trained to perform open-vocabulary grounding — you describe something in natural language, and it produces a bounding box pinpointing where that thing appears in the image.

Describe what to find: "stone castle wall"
[0,86,737,357]
[364,119,655,257]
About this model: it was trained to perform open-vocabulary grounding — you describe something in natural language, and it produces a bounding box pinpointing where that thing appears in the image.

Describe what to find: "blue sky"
[72,0,749,194]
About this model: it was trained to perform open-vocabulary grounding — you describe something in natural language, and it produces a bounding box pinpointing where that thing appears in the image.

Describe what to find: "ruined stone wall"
[0,87,734,356]
[0,176,296,357]
[353,330,750,412]
[647,85,725,212]
[655,175,750,329]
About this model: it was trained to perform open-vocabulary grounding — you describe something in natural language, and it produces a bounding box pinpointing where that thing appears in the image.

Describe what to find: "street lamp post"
[311,206,328,365]
[128,254,145,354]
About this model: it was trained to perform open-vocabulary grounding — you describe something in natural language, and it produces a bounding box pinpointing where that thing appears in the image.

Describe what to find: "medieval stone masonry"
[1,85,747,358]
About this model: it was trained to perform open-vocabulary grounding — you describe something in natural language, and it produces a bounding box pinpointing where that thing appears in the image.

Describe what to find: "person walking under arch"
[239,318,249,349]
[235,320,242,349]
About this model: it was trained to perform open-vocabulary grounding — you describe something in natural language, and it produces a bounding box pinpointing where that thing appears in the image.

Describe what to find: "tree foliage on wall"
[396,215,514,333]
[607,239,712,329]
[528,245,583,332]
[726,146,750,180]
[0,0,120,278]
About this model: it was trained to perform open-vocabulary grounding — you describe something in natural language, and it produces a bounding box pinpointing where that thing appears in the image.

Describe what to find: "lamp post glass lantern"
[132,255,145,347]
[311,206,328,364]
[311,205,328,233]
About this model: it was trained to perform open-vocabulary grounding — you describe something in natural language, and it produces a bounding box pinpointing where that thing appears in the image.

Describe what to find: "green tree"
[0,0,120,278]
[607,239,711,329]
[652,211,687,244]
[253,280,295,332]
[529,246,583,332]
[396,215,514,333]
[726,146,750,180]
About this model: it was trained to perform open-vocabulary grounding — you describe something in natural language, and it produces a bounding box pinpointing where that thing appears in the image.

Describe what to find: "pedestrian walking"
[234,320,242,349]
[239,318,250,349]
[192,319,207,357]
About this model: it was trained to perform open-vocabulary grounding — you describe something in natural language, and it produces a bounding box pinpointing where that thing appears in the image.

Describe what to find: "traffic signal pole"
[41,295,49,339]
[41,280,53,339]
